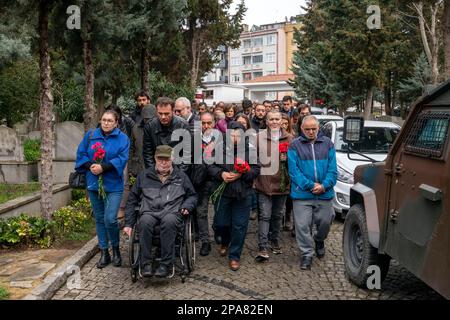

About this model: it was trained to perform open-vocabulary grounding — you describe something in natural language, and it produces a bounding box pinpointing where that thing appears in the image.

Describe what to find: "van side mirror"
[343,116,364,143]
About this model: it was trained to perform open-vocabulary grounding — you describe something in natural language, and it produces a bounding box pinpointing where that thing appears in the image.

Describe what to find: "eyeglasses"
[303,128,318,131]
[101,119,115,124]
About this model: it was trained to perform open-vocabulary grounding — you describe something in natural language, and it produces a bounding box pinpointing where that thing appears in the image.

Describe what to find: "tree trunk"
[141,45,149,93]
[414,1,441,84]
[444,0,450,79]
[112,89,119,105]
[38,0,54,220]
[83,36,96,131]
[384,83,392,116]
[364,86,375,120]
[97,88,105,121]
[190,32,199,89]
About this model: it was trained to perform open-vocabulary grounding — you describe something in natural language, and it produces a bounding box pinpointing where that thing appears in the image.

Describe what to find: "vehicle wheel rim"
[350,224,363,267]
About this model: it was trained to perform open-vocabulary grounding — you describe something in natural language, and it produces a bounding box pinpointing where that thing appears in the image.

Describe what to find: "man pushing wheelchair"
[123,145,197,278]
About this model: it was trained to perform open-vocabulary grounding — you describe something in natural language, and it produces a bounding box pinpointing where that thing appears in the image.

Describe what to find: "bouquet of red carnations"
[91,142,107,200]
[210,157,250,205]
[279,142,289,192]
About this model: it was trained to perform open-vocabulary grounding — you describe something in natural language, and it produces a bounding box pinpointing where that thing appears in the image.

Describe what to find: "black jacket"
[250,116,266,132]
[130,104,156,124]
[207,135,261,200]
[124,165,197,228]
[142,116,190,172]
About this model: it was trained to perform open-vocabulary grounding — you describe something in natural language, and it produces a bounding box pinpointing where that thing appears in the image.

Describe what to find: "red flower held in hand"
[91,142,107,200]
[94,149,105,161]
[234,158,250,174]
[91,142,102,150]
[279,142,289,154]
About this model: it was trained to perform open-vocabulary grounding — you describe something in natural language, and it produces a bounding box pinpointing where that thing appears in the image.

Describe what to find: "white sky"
[231,0,307,27]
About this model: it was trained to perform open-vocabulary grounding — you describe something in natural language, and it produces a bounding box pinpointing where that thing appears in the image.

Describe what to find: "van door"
[385,108,449,297]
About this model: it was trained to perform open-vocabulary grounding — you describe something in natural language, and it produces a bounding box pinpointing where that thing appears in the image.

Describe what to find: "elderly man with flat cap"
[124,145,197,278]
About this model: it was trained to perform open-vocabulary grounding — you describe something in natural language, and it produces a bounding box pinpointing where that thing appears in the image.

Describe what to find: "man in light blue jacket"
[288,115,337,270]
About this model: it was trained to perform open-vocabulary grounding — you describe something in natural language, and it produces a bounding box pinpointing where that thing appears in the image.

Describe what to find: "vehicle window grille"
[404,111,450,158]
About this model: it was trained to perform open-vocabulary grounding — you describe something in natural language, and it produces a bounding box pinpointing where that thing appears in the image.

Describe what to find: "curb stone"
[22,237,99,300]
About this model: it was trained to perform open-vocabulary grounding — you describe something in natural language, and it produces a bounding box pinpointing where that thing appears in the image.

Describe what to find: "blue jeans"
[88,191,123,249]
[214,195,252,261]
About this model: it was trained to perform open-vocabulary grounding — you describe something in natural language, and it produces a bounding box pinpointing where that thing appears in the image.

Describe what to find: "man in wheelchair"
[123,145,197,278]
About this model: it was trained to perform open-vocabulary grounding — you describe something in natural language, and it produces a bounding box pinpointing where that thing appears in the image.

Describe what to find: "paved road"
[52,216,443,300]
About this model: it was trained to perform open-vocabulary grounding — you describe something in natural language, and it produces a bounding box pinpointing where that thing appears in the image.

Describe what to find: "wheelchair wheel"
[184,214,196,273]
[129,227,140,283]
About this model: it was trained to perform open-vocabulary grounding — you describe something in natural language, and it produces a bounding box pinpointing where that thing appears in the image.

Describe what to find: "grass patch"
[0,286,10,300]
[0,183,40,204]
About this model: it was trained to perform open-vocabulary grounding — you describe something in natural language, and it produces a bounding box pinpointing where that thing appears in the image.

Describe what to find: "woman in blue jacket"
[75,110,130,269]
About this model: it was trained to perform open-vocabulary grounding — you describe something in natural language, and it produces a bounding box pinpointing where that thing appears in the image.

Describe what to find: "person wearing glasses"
[287,115,337,271]
[75,110,130,269]
[174,97,199,135]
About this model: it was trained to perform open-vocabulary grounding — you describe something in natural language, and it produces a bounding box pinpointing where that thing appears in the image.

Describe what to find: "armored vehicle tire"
[343,204,390,287]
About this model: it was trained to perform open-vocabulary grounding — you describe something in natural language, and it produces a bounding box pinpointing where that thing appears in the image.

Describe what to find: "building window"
[253,71,263,78]
[243,73,252,81]
[266,70,276,75]
[243,39,251,49]
[266,53,275,63]
[232,74,240,82]
[231,57,240,66]
[202,90,214,100]
[252,37,263,47]
[266,34,276,45]
[266,92,276,100]
[252,55,263,63]
[243,56,251,65]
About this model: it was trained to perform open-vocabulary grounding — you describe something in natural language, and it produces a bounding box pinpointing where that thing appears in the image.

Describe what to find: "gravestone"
[54,121,84,161]
[0,126,22,161]
[50,121,84,183]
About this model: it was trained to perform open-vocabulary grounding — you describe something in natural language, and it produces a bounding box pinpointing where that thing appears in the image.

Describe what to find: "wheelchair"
[129,212,196,283]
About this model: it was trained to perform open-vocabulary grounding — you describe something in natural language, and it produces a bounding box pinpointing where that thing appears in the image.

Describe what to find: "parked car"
[311,106,326,115]
[341,80,450,298]
[321,120,401,219]
[314,114,343,127]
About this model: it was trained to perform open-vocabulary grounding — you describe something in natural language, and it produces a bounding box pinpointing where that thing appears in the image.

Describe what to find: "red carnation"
[279,142,289,154]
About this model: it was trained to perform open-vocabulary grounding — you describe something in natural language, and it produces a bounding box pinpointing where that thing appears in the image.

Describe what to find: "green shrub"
[0,199,93,248]
[52,199,91,236]
[0,286,9,300]
[23,138,41,162]
[0,214,54,248]
[71,189,86,202]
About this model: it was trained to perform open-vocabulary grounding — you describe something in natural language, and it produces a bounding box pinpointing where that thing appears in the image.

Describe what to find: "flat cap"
[155,145,172,158]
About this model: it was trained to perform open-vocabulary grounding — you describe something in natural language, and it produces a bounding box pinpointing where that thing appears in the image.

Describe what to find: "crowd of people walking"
[75,92,337,276]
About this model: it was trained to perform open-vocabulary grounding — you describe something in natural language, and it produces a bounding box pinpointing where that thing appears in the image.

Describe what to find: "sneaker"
[300,256,312,270]
[270,241,283,255]
[255,249,269,262]
[200,242,211,256]
[315,240,325,258]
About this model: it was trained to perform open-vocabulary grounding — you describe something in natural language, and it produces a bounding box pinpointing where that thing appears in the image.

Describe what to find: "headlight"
[337,166,354,184]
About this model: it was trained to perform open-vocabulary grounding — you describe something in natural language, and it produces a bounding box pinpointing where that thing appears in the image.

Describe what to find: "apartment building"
[199,18,301,104]
[228,18,300,100]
